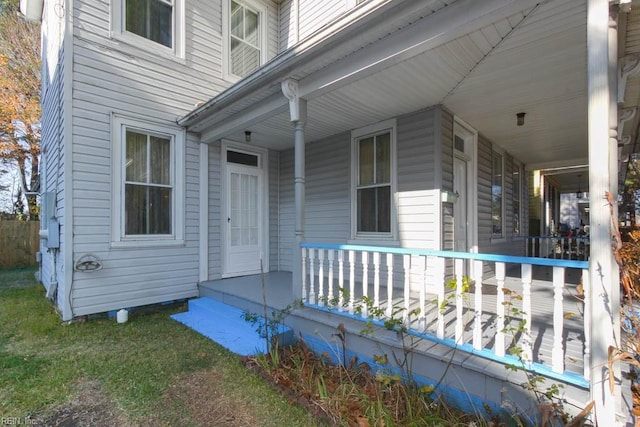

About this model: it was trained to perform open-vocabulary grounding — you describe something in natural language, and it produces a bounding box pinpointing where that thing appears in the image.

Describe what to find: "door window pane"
[230,171,259,246]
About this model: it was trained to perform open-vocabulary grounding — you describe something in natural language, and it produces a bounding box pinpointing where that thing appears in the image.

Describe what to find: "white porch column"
[587,0,621,425]
[609,6,624,419]
[282,79,307,299]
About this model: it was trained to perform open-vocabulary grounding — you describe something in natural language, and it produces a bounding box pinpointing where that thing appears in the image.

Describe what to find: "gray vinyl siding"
[70,133,201,315]
[279,0,361,51]
[67,0,282,315]
[278,0,296,51]
[298,0,350,40]
[269,150,280,270]
[476,134,527,257]
[477,135,493,251]
[397,108,439,250]
[304,132,350,243]
[440,108,454,251]
[40,0,66,312]
[278,149,294,271]
[278,108,441,276]
[39,46,66,307]
[208,142,222,280]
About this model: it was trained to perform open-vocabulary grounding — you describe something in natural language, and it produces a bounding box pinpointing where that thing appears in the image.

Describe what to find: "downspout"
[587,0,620,424]
[282,79,307,300]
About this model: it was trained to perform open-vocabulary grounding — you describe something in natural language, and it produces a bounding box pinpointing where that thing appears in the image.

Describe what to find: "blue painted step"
[171,297,293,356]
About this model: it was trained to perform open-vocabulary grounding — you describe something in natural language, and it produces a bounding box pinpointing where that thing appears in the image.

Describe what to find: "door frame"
[220,140,270,278]
[452,118,478,254]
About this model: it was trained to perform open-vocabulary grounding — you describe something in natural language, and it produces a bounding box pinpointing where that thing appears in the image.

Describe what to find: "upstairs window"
[224,0,267,80]
[126,0,173,48]
[111,0,184,57]
[351,120,397,240]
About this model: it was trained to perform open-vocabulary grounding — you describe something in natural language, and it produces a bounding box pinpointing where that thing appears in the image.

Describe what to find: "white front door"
[453,156,468,252]
[223,157,264,277]
[452,120,477,259]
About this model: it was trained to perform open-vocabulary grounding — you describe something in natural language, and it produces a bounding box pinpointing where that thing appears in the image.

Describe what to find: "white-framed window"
[491,149,504,238]
[111,115,185,247]
[512,161,522,236]
[223,0,268,81]
[351,119,397,241]
[111,0,185,58]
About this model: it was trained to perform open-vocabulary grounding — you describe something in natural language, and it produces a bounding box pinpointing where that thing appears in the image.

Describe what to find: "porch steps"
[170,297,294,356]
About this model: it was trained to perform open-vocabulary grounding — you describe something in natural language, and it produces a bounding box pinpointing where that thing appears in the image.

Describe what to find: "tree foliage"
[0,0,41,219]
[621,156,640,226]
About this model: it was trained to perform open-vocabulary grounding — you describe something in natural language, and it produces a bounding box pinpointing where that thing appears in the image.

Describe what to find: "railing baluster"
[495,262,506,357]
[327,250,334,308]
[301,247,308,302]
[373,252,380,311]
[348,250,355,314]
[309,248,316,305]
[472,259,483,350]
[436,256,445,339]
[455,258,464,345]
[552,266,565,374]
[403,254,411,323]
[521,264,533,365]
[420,255,427,329]
[582,268,590,381]
[338,250,345,312]
[362,251,369,318]
[317,249,325,307]
[386,253,394,318]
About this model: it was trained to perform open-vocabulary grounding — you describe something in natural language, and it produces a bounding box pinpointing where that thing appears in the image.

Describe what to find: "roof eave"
[177,0,404,128]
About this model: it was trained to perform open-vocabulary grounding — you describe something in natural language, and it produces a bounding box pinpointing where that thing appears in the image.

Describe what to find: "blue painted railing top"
[301,242,589,269]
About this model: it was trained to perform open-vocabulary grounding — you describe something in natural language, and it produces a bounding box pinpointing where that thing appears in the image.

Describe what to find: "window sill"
[109,32,186,65]
[110,239,185,250]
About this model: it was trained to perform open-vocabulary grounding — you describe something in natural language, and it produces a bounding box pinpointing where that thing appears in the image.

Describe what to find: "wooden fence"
[0,220,40,268]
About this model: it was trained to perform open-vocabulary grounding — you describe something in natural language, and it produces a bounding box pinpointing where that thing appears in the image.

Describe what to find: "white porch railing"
[525,236,590,261]
[300,243,590,387]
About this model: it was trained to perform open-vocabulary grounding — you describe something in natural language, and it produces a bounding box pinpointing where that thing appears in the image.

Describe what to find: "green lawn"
[0,267,316,426]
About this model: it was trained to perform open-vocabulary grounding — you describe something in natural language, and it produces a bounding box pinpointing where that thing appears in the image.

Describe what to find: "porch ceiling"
[184,0,640,187]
